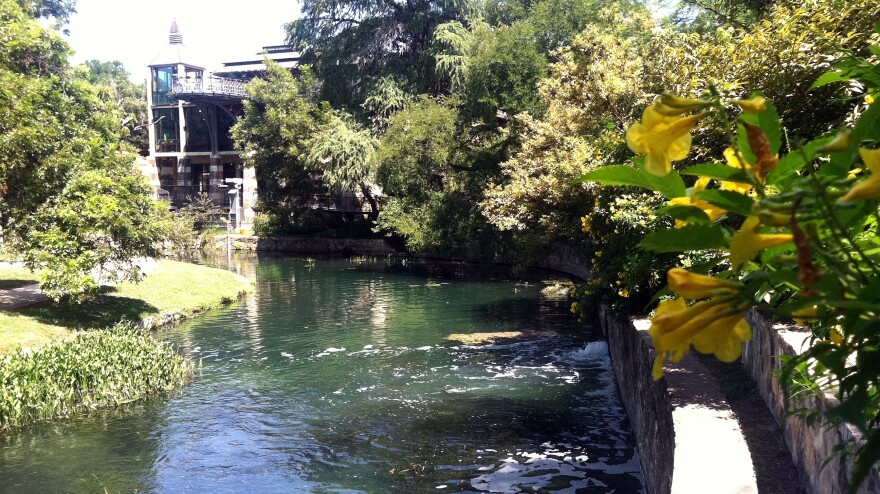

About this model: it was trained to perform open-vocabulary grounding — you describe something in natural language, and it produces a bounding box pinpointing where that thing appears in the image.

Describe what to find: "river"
[0,256,645,493]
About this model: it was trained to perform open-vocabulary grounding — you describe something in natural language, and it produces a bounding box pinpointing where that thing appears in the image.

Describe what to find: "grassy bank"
[0,263,42,290]
[0,259,252,354]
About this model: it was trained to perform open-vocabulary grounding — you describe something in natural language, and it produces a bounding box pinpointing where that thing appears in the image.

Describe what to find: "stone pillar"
[241,166,257,228]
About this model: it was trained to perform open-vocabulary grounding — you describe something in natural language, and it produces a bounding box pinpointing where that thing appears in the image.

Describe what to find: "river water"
[0,256,644,493]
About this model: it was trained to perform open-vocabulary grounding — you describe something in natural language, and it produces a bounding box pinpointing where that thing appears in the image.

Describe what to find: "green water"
[0,256,644,493]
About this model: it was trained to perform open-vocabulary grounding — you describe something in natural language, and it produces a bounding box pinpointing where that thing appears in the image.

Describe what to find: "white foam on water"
[563,341,610,362]
[315,347,347,357]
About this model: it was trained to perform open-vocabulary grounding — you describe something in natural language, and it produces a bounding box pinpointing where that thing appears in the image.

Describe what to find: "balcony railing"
[170,76,246,100]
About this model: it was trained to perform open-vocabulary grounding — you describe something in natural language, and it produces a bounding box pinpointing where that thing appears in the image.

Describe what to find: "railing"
[170,76,246,99]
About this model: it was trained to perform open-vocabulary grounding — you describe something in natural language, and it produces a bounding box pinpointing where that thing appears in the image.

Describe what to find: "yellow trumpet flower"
[841,148,880,201]
[729,216,794,270]
[626,103,705,177]
[649,297,748,380]
[668,176,727,227]
[691,316,752,362]
[667,268,740,299]
[721,148,756,194]
[734,96,767,114]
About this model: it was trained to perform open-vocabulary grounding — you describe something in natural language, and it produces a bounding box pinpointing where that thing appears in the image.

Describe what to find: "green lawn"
[0,260,252,354]
[0,263,42,290]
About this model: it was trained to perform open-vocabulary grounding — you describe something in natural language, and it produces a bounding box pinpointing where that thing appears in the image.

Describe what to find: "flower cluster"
[649,269,750,380]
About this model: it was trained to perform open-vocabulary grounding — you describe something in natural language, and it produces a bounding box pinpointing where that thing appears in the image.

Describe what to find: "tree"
[81,60,149,155]
[0,0,168,301]
[286,0,472,108]
[231,62,327,233]
[15,0,75,23]
[306,113,381,219]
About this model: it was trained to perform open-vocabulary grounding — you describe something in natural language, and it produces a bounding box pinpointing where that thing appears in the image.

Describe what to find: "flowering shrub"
[578,39,880,489]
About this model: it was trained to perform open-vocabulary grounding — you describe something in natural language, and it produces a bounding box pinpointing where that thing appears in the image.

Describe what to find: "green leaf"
[694,189,755,216]
[658,205,712,224]
[574,163,686,199]
[768,136,832,186]
[869,45,880,58]
[739,94,782,155]
[680,163,752,184]
[639,224,727,253]
[736,122,758,165]
[809,71,849,90]
[828,99,880,178]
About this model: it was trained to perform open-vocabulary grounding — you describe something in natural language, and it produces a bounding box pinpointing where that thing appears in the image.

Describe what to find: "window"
[151,66,177,105]
[153,108,179,152]
[223,162,240,180]
[190,163,209,191]
[156,157,177,187]
[184,107,211,152]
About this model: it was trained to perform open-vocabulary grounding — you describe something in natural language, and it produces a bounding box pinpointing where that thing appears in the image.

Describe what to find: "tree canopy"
[0,0,166,300]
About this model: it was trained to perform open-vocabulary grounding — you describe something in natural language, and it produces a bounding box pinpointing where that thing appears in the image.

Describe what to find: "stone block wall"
[600,309,674,494]
[741,310,880,494]
[212,235,399,256]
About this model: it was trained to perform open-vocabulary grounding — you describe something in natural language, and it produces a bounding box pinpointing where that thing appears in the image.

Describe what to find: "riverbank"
[0,259,252,354]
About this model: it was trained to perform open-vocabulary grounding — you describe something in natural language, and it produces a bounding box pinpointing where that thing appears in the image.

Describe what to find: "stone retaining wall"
[599,310,758,494]
[742,310,880,494]
[599,309,674,494]
[212,235,399,256]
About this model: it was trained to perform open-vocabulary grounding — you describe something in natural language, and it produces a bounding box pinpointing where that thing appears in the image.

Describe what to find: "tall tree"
[82,60,149,155]
[0,0,167,300]
[231,62,327,233]
[286,0,472,109]
[306,114,381,219]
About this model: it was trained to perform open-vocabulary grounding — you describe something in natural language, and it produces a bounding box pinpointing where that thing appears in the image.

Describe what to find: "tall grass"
[0,323,193,430]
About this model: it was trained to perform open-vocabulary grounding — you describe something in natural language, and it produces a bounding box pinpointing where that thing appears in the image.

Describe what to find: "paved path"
[0,282,49,309]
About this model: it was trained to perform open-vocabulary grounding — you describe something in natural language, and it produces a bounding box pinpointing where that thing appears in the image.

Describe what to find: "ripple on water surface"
[0,257,645,493]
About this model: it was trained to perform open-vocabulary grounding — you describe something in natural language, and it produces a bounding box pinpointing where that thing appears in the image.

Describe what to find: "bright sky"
[64,0,300,79]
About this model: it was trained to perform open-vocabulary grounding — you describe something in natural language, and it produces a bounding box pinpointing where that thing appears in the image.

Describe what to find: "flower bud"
[659,93,710,111]
[819,129,852,153]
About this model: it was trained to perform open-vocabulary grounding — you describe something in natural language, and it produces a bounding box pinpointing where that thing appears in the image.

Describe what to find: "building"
[145,20,300,229]
[144,20,376,230]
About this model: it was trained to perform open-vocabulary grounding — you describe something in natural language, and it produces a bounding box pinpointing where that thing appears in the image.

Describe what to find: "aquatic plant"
[0,323,193,430]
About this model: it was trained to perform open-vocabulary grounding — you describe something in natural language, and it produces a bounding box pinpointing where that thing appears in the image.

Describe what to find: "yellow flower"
[734,96,767,114]
[829,327,844,346]
[626,103,704,177]
[691,317,752,362]
[667,268,740,299]
[820,129,852,153]
[792,306,816,326]
[841,147,880,201]
[721,148,756,194]
[649,298,748,379]
[867,94,875,105]
[668,176,727,227]
[729,216,794,270]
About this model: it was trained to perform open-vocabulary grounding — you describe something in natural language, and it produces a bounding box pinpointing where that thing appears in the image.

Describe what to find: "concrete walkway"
[0,282,48,309]
[632,318,759,494]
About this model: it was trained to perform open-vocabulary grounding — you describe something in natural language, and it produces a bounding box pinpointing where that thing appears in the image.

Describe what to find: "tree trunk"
[359,182,380,221]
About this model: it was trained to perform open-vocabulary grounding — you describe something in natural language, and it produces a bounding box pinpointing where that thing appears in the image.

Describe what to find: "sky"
[63,0,300,79]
